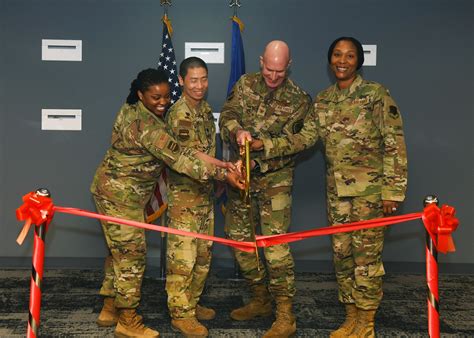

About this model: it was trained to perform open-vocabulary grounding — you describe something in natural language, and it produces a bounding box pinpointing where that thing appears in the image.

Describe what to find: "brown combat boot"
[330,304,358,337]
[348,309,376,338]
[263,296,296,338]
[114,308,160,338]
[97,297,119,327]
[171,317,208,337]
[196,304,216,320]
[230,284,272,321]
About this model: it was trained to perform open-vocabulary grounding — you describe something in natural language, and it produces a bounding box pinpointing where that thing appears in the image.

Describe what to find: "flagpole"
[159,212,167,280]
[156,0,180,281]
[227,0,246,281]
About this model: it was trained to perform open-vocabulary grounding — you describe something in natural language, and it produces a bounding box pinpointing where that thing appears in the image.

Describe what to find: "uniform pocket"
[368,262,385,278]
[271,193,292,211]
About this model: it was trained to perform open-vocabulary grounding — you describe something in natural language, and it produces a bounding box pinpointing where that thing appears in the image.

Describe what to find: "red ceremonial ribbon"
[53,206,255,252]
[422,203,459,254]
[15,192,54,245]
[257,213,423,247]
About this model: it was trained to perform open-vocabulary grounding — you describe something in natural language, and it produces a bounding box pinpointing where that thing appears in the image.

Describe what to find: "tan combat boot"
[263,296,296,338]
[114,308,160,338]
[171,317,208,337]
[196,304,216,320]
[230,284,272,321]
[97,297,119,327]
[330,304,358,337]
[348,309,376,338]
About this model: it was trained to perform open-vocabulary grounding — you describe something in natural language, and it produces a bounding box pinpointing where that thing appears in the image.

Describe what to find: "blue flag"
[218,16,246,215]
[227,16,245,96]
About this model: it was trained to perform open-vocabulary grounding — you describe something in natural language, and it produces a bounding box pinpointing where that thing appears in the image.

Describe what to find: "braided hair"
[126,68,169,104]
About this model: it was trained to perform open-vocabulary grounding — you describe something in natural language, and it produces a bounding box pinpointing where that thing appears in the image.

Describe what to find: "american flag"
[157,18,181,104]
[145,169,168,223]
[146,17,181,223]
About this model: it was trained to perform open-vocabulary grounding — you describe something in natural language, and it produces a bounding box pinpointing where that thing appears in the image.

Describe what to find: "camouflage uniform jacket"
[219,72,316,175]
[314,75,407,201]
[166,96,215,208]
[91,101,225,208]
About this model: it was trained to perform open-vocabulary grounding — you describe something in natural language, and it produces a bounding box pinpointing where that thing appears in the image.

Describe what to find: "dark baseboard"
[1,257,473,275]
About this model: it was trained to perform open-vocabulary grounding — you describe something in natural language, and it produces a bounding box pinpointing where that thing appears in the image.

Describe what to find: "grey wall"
[1,0,473,271]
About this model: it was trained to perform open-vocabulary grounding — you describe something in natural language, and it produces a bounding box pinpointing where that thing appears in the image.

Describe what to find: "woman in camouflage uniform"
[314,37,408,338]
[91,69,242,337]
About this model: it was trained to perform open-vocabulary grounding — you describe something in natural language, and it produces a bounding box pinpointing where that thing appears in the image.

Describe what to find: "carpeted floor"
[0,269,473,337]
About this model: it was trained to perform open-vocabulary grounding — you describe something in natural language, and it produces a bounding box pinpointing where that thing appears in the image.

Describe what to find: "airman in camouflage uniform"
[315,73,407,308]
[219,41,317,338]
[90,68,238,338]
[316,37,407,338]
[165,57,218,338]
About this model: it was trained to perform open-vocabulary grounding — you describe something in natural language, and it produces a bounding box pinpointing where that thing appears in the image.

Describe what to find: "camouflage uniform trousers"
[327,182,385,310]
[225,180,295,298]
[166,204,214,319]
[93,196,147,309]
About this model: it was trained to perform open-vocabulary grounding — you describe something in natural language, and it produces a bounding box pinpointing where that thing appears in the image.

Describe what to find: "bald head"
[260,40,291,90]
[262,40,291,65]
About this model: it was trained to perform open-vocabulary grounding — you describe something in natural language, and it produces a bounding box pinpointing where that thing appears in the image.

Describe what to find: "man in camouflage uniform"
[219,40,317,338]
[91,68,242,338]
[165,57,218,337]
[314,37,408,338]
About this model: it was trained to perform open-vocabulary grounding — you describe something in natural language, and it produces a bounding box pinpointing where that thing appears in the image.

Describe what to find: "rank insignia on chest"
[178,129,190,141]
[167,140,179,153]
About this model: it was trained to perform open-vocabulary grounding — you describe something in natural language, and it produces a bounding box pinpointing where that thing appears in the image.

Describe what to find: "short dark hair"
[179,57,208,79]
[327,37,365,70]
[126,68,169,104]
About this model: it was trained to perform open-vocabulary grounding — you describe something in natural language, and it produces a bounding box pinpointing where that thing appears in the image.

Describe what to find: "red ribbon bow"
[422,204,459,254]
[15,191,55,245]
